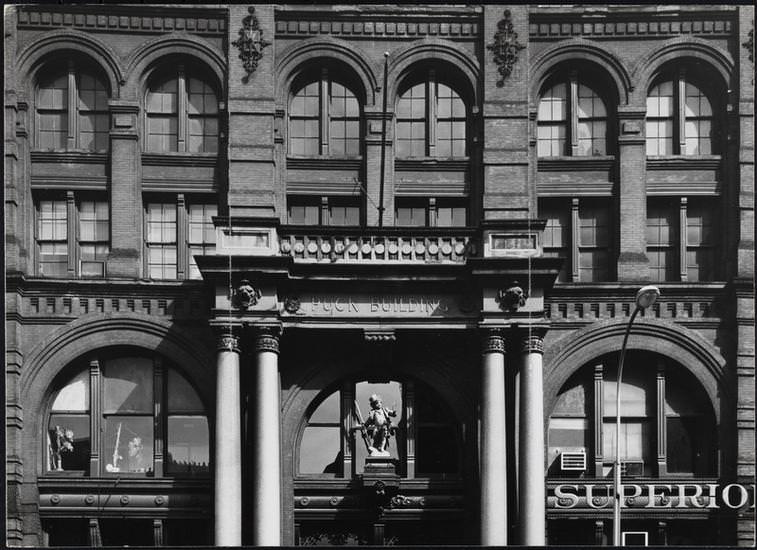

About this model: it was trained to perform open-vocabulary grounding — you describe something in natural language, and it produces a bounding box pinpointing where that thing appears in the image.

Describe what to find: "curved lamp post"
[613,285,660,546]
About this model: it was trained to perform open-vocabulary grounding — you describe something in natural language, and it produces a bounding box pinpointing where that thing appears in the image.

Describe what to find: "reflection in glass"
[299,426,341,474]
[47,415,90,471]
[103,357,153,413]
[167,416,209,474]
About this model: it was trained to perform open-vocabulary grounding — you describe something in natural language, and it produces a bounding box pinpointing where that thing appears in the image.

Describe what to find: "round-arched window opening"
[45,349,209,476]
[547,351,717,478]
[297,378,461,478]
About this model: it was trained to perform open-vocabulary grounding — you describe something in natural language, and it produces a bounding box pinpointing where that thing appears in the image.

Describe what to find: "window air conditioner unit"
[560,451,587,471]
[621,460,644,477]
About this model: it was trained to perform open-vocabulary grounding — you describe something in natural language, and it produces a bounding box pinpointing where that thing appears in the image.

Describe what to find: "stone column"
[518,331,546,545]
[480,330,507,546]
[251,329,282,546]
[214,332,242,546]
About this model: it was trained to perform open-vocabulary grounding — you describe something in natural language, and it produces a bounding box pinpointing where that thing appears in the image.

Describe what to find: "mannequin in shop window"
[363,394,397,456]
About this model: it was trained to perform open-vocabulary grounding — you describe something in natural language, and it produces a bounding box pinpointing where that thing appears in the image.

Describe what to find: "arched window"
[46,352,209,476]
[288,70,361,157]
[146,65,219,153]
[297,379,460,478]
[547,352,717,478]
[646,73,714,156]
[537,75,608,157]
[396,72,467,159]
[36,61,109,151]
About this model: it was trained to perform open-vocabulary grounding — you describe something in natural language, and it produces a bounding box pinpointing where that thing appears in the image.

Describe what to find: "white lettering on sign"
[297,294,457,317]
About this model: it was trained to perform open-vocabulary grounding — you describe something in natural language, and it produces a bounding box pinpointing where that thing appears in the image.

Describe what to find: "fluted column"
[214,332,242,546]
[251,329,282,546]
[518,331,546,545]
[480,330,508,546]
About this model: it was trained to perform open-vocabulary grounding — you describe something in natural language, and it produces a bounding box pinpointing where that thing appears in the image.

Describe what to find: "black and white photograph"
[4,3,755,547]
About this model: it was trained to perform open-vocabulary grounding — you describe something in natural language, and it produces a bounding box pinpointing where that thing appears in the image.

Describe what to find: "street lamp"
[613,285,660,546]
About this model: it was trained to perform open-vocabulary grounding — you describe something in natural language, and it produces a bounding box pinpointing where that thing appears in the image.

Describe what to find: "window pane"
[437,206,466,227]
[52,370,90,411]
[417,426,458,473]
[548,417,589,448]
[167,416,209,474]
[167,369,204,412]
[602,420,650,462]
[103,416,153,473]
[299,426,341,474]
[310,390,340,423]
[539,83,567,121]
[396,206,427,227]
[603,378,649,416]
[38,73,68,109]
[103,357,153,413]
[47,414,90,471]
[147,78,177,113]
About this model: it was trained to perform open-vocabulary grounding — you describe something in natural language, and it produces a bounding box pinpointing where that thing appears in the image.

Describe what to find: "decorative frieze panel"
[529,17,734,40]
[279,231,476,263]
[274,18,479,39]
[17,6,226,35]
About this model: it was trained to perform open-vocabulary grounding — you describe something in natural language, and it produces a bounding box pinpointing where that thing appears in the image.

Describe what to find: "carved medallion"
[486,10,525,86]
[283,296,301,313]
[496,282,528,312]
[233,279,261,309]
[232,7,271,83]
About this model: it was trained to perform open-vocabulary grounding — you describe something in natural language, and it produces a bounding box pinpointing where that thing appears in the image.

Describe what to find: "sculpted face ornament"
[497,282,528,312]
[233,279,261,309]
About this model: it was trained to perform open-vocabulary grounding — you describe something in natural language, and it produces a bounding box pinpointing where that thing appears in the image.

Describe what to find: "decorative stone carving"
[233,279,261,309]
[217,333,240,353]
[364,329,396,342]
[487,10,525,86]
[744,22,754,67]
[497,282,528,312]
[481,330,506,354]
[521,334,545,355]
[232,7,271,83]
[254,329,280,354]
[283,296,301,313]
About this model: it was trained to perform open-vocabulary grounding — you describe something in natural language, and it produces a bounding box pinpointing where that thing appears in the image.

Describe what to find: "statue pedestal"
[361,456,400,490]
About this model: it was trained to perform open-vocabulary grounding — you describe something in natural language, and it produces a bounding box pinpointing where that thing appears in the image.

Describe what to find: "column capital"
[518,328,547,355]
[254,327,280,354]
[217,332,240,353]
[481,329,506,355]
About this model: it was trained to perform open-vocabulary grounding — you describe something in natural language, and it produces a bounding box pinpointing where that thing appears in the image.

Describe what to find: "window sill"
[286,156,363,170]
[537,156,616,171]
[142,153,218,167]
[647,155,722,170]
[395,157,470,171]
[31,150,108,163]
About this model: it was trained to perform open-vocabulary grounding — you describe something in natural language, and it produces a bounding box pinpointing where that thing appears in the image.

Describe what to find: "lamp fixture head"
[635,285,660,309]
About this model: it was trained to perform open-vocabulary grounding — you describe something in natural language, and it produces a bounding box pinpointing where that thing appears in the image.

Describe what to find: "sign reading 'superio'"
[550,483,756,509]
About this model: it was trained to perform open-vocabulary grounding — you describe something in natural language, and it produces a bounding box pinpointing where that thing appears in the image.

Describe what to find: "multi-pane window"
[289,72,360,157]
[537,76,608,157]
[36,63,109,151]
[646,74,714,156]
[145,197,217,279]
[36,194,110,278]
[146,202,178,279]
[287,196,360,226]
[395,198,466,227]
[79,200,109,277]
[187,203,217,280]
[46,354,209,476]
[538,198,611,282]
[146,67,219,153]
[645,198,717,282]
[37,199,68,277]
[541,203,570,282]
[547,354,717,478]
[578,203,610,282]
[396,74,467,158]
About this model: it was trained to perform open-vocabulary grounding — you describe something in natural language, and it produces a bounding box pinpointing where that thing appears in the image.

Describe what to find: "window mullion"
[679,197,688,282]
[427,70,436,157]
[89,358,101,476]
[656,360,667,476]
[677,70,686,155]
[67,61,77,149]
[66,191,77,277]
[176,194,187,279]
[571,198,580,282]
[177,66,187,152]
[320,69,329,155]
[569,72,579,156]
[593,364,604,477]
[153,356,164,477]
